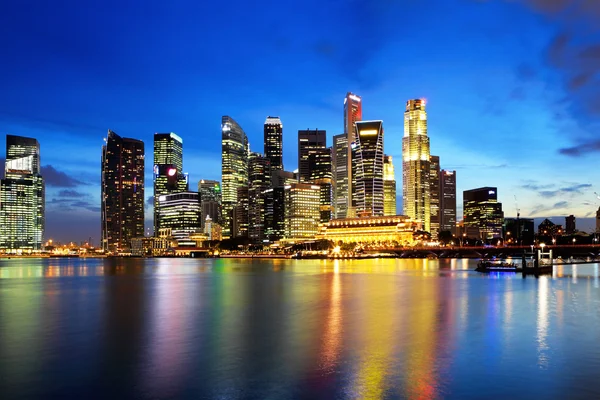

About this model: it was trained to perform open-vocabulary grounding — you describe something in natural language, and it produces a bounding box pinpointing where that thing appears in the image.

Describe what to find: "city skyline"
[1,0,599,241]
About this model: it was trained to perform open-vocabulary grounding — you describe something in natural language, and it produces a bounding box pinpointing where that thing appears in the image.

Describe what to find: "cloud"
[146,195,154,208]
[530,200,570,216]
[41,165,86,187]
[58,189,87,198]
[522,181,592,198]
[559,140,600,156]
[48,198,100,213]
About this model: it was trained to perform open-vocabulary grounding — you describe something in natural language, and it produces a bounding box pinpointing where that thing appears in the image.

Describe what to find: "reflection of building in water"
[318,216,417,245]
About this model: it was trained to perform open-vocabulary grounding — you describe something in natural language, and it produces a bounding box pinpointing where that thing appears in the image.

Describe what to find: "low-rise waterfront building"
[318,215,417,246]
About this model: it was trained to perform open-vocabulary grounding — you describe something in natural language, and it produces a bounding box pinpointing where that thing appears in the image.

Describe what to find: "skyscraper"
[198,179,221,228]
[565,215,576,234]
[310,147,334,223]
[383,155,397,216]
[463,187,503,239]
[354,120,384,217]
[232,186,249,238]
[248,153,271,243]
[222,116,249,238]
[153,133,188,233]
[157,192,201,244]
[101,130,144,253]
[264,116,283,171]
[333,133,348,219]
[402,99,431,232]
[344,92,362,214]
[439,170,457,235]
[298,129,326,182]
[284,183,320,240]
[0,135,44,251]
[429,155,440,238]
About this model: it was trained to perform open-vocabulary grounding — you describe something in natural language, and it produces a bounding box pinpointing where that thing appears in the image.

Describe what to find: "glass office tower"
[354,120,384,217]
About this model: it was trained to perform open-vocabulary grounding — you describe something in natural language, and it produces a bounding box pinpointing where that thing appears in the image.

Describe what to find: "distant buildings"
[101,130,145,253]
[439,170,456,235]
[402,99,431,232]
[232,185,249,238]
[198,179,221,228]
[221,116,249,238]
[503,218,534,245]
[596,208,600,233]
[383,155,396,216]
[354,120,384,217]
[538,219,563,236]
[248,153,271,243]
[0,135,45,251]
[463,187,503,239]
[565,215,576,234]
[298,129,333,223]
[264,117,283,171]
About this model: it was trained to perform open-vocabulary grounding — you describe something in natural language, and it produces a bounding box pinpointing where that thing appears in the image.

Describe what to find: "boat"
[475,258,521,272]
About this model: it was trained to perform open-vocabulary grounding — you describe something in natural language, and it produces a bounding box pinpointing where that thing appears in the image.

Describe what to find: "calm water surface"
[1,257,600,399]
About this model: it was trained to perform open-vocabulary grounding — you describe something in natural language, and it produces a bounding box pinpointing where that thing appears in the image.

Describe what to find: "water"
[1,258,600,399]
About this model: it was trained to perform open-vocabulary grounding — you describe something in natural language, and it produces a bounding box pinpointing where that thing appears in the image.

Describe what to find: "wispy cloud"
[42,165,87,188]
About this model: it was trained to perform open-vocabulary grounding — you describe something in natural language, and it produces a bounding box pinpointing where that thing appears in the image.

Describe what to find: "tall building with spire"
[402,99,431,232]
[264,117,283,171]
[383,155,397,216]
[153,133,188,233]
[101,130,144,253]
[0,135,45,251]
[221,116,249,238]
[344,92,362,216]
[354,120,384,217]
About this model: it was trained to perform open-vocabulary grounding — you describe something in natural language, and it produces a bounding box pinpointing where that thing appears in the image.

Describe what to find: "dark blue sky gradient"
[1,0,599,242]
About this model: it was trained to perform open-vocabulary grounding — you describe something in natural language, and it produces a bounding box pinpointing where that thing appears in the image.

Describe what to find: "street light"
[573,238,576,245]
[540,243,546,252]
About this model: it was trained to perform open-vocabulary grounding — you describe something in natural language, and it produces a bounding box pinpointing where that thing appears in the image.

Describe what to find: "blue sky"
[1,0,599,243]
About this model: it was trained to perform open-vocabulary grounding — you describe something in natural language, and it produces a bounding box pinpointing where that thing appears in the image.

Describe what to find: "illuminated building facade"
[463,187,504,239]
[383,155,396,216]
[429,155,440,238]
[153,133,188,232]
[284,183,320,240]
[354,120,384,217]
[101,130,145,253]
[232,186,249,238]
[221,116,249,238]
[439,170,456,235]
[198,179,221,228]
[333,133,348,219]
[402,99,430,231]
[248,153,271,243]
[310,148,333,223]
[318,216,416,245]
[0,135,45,251]
[157,191,201,244]
[264,187,285,241]
[344,92,362,214]
[298,129,326,182]
[264,116,283,171]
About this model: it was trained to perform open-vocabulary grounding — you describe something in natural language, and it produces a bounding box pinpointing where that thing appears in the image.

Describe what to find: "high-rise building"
[596,207,600,233]
[333,133,348,219]
[101,130,145,253]
[310,147,334,223]
[198,179,221,228]
[153,133,188,233]
[232,186,249,238]
[248,153,271,243]
[0,135,45,251]
[157,191,201,244]
[298,129,326,182]
[222,116,249,238]
[429,155,440,238]
[503,217,534,245]
[439,170,457,235]
[383,155,397,216]
[264,186,285,242]
[284,183,320,240]
[344,92,362,214]
[354,120,384,217]
[463,187,503,239]
[565,215,576,234]
[402,99,431,232]
[264,116,283,171]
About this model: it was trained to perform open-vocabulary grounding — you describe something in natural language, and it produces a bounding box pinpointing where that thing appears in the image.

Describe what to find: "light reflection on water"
[1,258,600,399]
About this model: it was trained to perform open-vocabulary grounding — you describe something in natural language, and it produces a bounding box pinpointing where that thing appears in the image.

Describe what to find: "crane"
[595,192,600,200]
